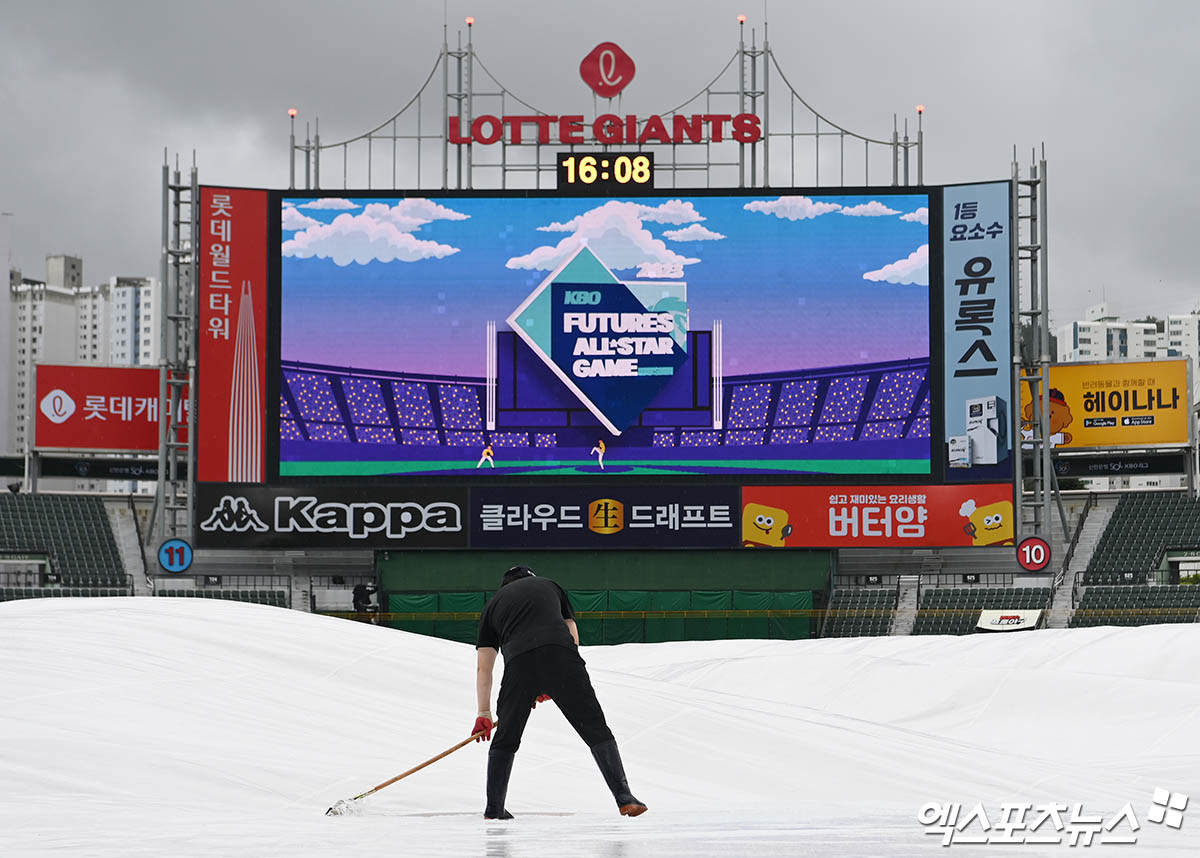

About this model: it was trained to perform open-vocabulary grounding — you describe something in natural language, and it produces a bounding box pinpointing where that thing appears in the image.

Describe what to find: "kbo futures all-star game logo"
[507,244,688,435]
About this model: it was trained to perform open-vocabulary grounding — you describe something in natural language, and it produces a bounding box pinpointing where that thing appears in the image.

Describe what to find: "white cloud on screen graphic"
[536,199,705,233]
[281,207,321,231]
[510,200,701,271]
[863,244,929,285]
[839,201,901,217]
[281,199,470,265]
[663,224,726,241]
[295,198,360,210]
[744,196,842,220]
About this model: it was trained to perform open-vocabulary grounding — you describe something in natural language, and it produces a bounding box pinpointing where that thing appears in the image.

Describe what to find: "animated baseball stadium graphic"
[278,191,934,477]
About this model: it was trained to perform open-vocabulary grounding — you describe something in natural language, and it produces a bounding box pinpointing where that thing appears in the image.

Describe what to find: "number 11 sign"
[158,538,194,574]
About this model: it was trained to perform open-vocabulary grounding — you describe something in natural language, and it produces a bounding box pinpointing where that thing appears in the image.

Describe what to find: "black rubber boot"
[483,750,515,820]
[589,740,647,817]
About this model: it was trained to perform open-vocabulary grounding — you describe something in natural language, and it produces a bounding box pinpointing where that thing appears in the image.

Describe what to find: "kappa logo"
[274,496,462,540]
[200,496,269,532]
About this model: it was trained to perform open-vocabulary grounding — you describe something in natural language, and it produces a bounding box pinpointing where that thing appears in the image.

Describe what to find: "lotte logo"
[580,42,635,98]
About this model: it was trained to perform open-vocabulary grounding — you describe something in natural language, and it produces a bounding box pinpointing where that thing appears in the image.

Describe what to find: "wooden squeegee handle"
[351,725,496,801]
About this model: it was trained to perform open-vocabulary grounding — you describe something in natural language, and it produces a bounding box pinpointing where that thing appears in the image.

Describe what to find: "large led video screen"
[277,189,938,479]
[269,182,1023,484]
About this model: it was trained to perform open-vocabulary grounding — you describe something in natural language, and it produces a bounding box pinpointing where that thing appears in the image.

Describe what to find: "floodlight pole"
[288,111,296,190]
[737,18,745,187]
[762,20,771,187]
[917,108,924,185]
[465,19,474,190]
[1037,156,1060,540]
[313,119,320,190]
[1010,165,1023,542]
[441,24,449,190]
[148,154,170,541]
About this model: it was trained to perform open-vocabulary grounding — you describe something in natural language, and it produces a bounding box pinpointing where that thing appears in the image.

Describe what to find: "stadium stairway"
[1044,496,1119,629]
[890,574,921,635]
[105,500,151,596]
[1067,496,1119,576]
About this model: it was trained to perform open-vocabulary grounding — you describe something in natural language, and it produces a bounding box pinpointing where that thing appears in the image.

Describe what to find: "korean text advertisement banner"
[277,189,935,481]
[198,187,269,483]
[34,364,185,452]
[193,484,470,549]
[470,485,739,548]
[741,483,1015,548]
[942,182,1013,483]
[1020,359,1191,450]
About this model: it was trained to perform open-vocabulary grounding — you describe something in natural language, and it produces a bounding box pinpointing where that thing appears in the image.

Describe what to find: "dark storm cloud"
[2,0,1198,324]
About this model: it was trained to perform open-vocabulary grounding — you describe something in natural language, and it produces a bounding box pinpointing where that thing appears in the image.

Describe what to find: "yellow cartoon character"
[742,503,793,548]
[1021,387,1073,447]
[959,498,1014,547]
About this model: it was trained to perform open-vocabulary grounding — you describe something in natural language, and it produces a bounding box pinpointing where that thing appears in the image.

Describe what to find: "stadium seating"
[1086,492,1200,574]
[912,587,1052,636]
[1069,585,1200,628]
[279,358,931,450]
[0,586,128,601]
[0,494,128,592]
[1078,571,1147,586]
[154,589,289,608]
[822,588,896,637]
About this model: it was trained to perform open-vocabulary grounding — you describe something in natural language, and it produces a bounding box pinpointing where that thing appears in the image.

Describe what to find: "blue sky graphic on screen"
[279,192,932,477]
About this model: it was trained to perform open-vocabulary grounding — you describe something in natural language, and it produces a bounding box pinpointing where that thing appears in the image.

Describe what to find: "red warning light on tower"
[580,42,635,98]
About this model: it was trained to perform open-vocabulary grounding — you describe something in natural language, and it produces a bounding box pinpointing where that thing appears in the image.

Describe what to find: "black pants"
[491,644,615,754]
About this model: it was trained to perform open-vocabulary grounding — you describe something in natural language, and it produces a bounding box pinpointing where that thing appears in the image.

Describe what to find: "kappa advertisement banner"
[1020,359,1191,451]
[470,485,739,549]
[193,484,470,549]
[198,187,269,483]
[741,483,1015,549]
[34,364,186,452]
[942,182,1013,483]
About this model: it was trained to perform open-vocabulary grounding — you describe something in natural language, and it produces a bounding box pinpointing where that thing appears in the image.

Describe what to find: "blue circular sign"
[158,538,194,573]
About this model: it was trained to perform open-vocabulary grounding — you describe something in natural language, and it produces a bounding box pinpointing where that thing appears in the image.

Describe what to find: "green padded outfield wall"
[378,549,832,593]
[378,549,830,644]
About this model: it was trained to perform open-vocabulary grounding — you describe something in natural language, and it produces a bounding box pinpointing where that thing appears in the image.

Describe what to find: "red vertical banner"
[198,187,268,482]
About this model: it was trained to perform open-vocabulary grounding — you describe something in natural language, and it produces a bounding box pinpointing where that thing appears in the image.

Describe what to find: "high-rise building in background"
[103,276,161,367]
[1056,302,1200,369]
[5,256,161,493]
[8,273,77,454]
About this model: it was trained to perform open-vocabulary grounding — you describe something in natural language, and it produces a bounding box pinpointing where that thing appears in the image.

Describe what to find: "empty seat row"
[155,589,289,607]
[0,587,129,600]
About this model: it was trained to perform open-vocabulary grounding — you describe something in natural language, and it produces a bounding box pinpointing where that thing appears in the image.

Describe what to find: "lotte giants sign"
[580,42,635,98]
[450,41,759,145]
[449,112,761,146]
[34,364,186,452]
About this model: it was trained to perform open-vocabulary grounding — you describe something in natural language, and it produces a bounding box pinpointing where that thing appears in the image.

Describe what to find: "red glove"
[473,712,494,742]
[532,694,552,709]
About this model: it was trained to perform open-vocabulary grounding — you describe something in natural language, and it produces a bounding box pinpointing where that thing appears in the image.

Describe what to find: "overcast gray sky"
[2,0,1197,328]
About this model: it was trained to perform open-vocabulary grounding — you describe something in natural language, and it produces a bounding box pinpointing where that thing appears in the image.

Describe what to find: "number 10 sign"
[1016,536,1051,572]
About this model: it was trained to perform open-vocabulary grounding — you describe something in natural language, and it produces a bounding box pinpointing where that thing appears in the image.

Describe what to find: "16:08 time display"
[557,153,654,191]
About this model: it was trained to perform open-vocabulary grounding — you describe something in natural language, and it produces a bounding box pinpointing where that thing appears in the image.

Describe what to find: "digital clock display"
[557,152,654,191]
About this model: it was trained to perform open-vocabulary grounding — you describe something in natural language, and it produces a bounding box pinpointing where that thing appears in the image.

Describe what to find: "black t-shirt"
[476,576,576,661]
